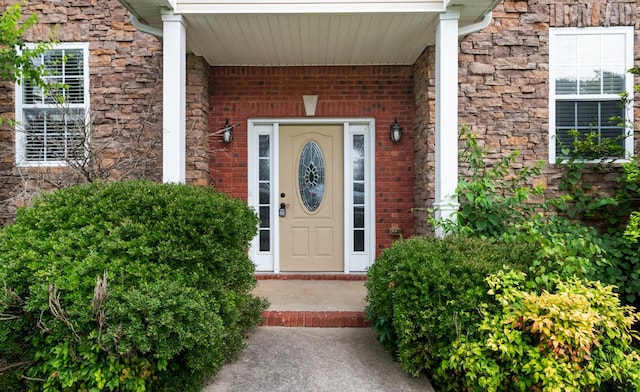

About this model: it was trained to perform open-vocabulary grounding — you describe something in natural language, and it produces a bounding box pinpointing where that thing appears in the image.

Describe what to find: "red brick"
[209,65,416,254]
[319,312,327,327]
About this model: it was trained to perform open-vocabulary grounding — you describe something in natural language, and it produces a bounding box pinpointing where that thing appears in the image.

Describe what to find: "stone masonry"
[0,0,165,224]
[413,0,640,234]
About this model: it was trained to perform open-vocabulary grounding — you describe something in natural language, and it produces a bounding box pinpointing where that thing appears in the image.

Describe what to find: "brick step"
[255,273,367,281]
[261,310,370,328]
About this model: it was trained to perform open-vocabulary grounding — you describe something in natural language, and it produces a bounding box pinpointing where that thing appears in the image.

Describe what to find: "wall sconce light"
[390,118,402,143]
[222,119,234,143]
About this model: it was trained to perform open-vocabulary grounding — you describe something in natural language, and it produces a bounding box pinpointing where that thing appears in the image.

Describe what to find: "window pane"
[354,206,364,228]
[353,230,365,252]
[23,81,44,104]
[259,230,270,252]
[65,78,85,104]
[553,35,577,64]
[259,207,270,228]
[600,100,623,126]
[259,159,270,181]
[353,135,364,158]
[555,101,575,127]
[64,50,84,76]
[259,135,270,157]
[44,50,64,74]
[298,141,325,212]
[556,66,577,95]
[353,182,364,204]
[579,67,601,94]
[577,35,601,65]
[602,35,626,65]
[555,100,625,158]
[259,182,270,204]
[353,159,364,181]
[23,108,85,162]
[602,67,625,94]
[575,101,599,127]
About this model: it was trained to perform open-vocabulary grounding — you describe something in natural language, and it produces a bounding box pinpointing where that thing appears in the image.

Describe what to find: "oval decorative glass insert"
[298,141,325,212]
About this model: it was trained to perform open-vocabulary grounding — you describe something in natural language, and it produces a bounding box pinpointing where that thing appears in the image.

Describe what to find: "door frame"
[248,118,376,273]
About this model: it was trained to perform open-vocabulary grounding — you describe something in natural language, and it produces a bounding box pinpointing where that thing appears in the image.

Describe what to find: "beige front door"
[279,124,344,271]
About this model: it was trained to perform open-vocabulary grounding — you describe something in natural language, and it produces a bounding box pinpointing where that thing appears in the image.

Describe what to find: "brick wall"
[0,0,164,224]
[209,66,415,252]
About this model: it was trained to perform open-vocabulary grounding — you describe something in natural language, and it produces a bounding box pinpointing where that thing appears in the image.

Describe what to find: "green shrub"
[365,236,533,378]
[440,270,640,392]
[625,211,640,243]
[592,231,640,309]
[553,151,640,309]
[499,215,609,291]
[0,180,267,392]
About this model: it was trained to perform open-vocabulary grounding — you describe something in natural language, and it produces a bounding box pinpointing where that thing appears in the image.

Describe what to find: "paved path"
[203,327,434,392]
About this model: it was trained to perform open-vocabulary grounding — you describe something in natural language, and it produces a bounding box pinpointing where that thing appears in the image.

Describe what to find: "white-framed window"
[15,43,90,166]
[549,27,634,163]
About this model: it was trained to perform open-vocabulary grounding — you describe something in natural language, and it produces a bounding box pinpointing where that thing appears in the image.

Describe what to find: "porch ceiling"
[119,0,500,66]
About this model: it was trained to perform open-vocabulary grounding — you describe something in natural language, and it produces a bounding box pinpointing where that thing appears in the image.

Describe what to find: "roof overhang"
[119,0,500,66]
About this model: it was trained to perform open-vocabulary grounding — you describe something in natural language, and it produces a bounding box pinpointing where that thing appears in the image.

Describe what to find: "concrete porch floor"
[252,275,370,327]
[253,279,367,311]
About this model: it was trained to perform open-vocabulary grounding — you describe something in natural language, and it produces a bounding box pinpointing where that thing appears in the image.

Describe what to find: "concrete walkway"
[203,327,434,392]
[203,278,435,392]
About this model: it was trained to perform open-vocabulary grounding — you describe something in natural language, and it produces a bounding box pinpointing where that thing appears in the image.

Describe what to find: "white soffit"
[175,0,446,13]
[119,0,500,66]
[186,13,439,65]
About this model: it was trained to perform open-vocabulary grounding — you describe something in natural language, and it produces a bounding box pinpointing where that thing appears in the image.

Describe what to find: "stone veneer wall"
[412,47,436,236]
[186,54,211,186]
[0,0,165,225]
[413,0,639,234]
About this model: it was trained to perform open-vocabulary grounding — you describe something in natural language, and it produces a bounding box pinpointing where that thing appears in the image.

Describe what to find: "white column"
[161,12,186,184]
[434,9,460,237]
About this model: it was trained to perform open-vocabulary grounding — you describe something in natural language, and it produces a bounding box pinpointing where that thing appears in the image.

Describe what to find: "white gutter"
[458,10,493,37]
[457,0,501,37]
[129,11,163,37]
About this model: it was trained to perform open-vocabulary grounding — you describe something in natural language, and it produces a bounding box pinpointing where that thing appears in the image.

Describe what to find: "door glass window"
[258,135,271,251]
[352,135,365,252]
[298,140,325,212]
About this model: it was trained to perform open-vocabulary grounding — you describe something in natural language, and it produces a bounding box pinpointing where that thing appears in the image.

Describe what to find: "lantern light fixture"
[222,119,233,143]
[390,118,402,143]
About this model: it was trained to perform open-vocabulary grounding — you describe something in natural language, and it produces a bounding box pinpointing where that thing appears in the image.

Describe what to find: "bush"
[365,236,534,378]
[0,180,267,392]
[440,270,640,392]
[499,215,609,291]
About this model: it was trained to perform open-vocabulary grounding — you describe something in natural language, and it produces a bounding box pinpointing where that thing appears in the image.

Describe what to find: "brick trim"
[261,310,371,328]
[255,274,367,281]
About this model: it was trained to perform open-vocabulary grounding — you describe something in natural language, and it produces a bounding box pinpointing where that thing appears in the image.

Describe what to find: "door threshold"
[255,273,367,281]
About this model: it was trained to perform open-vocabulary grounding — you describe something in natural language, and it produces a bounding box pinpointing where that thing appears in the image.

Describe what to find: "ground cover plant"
[0,180,268,391]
